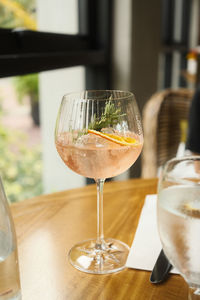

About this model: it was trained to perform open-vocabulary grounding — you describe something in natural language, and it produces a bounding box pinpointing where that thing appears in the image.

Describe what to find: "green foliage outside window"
[0,0,36,29]
[13,74,39,104]
[0,0,42,202]
[0,100,42,203]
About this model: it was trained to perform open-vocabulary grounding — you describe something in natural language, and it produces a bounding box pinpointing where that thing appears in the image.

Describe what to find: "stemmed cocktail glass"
[55,90,143,274]
[158,156,200,299]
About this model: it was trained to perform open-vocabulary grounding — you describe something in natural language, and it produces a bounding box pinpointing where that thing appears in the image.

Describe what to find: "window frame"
[161,0,191,88]
[0,0,113,89]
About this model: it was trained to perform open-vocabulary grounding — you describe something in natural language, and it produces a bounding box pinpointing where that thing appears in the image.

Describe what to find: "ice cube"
[101,127,116,134]
[76,133,108,148]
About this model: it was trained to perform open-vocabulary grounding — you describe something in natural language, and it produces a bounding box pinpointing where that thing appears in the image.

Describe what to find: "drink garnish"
[88,100,126,131]
[182,202,200,218]
[88,129,139,146]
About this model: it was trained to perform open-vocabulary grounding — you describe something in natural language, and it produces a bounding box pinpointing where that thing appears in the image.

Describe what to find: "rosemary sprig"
[88,100,126,131]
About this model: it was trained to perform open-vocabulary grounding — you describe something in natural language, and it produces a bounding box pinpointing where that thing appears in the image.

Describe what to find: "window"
[0,0,114,197]
[159,0,198,89]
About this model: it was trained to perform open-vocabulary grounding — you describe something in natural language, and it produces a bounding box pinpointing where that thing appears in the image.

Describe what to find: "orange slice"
[182,202,200,218]
[88,129,139,146]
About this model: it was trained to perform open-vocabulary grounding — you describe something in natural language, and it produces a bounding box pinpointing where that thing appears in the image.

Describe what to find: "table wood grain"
[11,178,188,300]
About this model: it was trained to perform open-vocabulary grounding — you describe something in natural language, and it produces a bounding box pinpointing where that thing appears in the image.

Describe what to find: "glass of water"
[157,156,200,300]
[0,178,21,299]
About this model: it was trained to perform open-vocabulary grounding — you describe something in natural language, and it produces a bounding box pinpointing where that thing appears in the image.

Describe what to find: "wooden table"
[11,178,188,300]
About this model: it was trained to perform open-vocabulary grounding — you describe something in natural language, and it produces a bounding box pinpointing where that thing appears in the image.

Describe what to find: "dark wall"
[130,0,161,177]
[131,0,161,112]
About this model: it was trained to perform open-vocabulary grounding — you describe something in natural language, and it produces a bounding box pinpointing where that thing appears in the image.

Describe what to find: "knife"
[150,249,173,284]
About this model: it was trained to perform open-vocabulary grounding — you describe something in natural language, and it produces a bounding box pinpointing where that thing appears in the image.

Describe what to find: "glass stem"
[188,287,200,300]
[95,179,105,246]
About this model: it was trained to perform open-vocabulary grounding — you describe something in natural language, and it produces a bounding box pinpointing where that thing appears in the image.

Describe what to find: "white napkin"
[126,194,178,274]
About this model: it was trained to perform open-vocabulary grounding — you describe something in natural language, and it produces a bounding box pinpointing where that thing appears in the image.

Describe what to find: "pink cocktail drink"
[56,131,143,179]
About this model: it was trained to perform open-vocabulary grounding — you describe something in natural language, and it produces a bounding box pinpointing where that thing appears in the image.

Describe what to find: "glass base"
[68,238,130,274]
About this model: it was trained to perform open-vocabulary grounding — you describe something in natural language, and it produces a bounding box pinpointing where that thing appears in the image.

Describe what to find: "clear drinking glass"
[55,90,143,274]
[157,156,200,299]
[0,177,21,299]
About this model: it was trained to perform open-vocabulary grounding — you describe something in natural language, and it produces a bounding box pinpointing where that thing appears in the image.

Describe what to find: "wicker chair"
[141,88,194,178]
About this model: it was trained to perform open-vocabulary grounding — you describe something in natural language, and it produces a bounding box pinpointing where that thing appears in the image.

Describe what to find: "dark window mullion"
[0,50,106,78]
[0,29,89,55]
[179,52,187,87]
[161,0,175,45]
[164,53,173,88]
[79,0,113,90]
[181,0,191,46]
[0,28,107,78]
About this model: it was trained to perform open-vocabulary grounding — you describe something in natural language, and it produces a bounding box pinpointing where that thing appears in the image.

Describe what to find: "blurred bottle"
[0,178,21,300]
[176,119,188,158]
[187,50,197,75]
